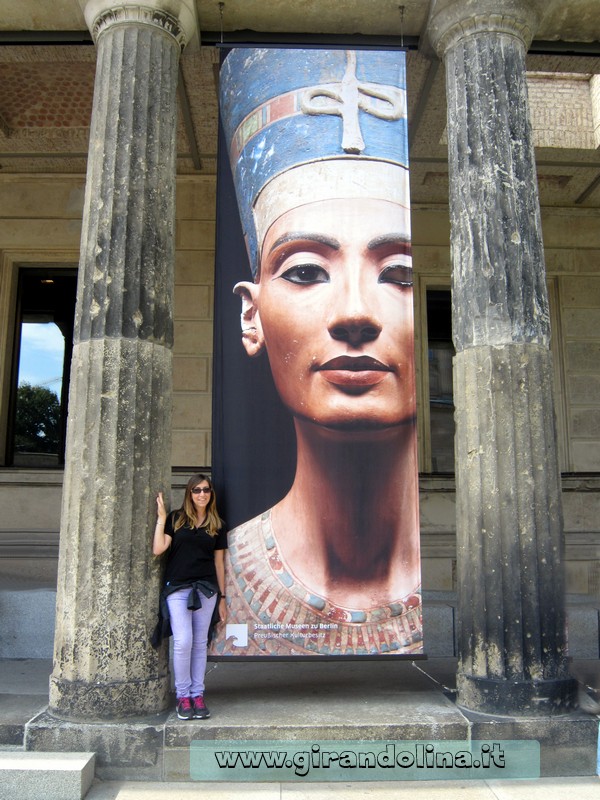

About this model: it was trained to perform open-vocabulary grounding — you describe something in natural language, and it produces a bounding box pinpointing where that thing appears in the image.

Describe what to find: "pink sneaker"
[176,696,193,720]
[191,694,210,719]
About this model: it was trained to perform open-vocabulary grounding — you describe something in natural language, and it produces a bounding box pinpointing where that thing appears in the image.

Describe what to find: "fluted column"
[49,0,196,719]
[428,0,577,714]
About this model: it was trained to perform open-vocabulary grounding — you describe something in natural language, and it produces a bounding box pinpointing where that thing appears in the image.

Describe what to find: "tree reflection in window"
[10,269,77,467]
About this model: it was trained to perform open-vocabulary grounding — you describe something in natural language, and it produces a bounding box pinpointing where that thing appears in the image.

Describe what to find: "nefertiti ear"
[233,281,265,357]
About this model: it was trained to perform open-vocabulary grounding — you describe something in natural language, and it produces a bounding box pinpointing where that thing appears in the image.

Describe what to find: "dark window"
[427,289,455,473]
[7,268,77,467]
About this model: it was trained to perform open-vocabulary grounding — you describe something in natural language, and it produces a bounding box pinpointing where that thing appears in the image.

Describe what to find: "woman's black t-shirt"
[163,511,227,586]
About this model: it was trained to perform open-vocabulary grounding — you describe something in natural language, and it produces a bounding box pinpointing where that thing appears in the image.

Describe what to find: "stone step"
[0,696,48,747]
[0,751,95,800]
[0,658,53,746]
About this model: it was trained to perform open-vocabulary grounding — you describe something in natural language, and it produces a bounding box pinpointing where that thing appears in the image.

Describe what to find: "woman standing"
[153,474,226,719]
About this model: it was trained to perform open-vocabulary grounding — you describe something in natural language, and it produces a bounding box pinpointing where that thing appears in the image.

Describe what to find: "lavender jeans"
[166,588,217,699]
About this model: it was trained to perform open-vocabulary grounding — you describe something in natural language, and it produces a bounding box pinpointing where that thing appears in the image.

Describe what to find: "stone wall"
[528,72,596,150]
[543,209,600,472]
[0,173,216,468]
[172,178,216,467]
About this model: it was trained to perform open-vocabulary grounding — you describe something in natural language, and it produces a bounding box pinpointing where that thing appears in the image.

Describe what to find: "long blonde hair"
[173,473,223,537]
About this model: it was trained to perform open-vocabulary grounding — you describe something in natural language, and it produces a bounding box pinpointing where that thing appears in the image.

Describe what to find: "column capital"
[82,0,197,50]
[427,0,547,57]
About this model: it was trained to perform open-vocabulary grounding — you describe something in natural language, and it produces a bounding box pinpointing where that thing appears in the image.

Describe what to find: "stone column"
[48,0,196,719]
[428,0,577,714]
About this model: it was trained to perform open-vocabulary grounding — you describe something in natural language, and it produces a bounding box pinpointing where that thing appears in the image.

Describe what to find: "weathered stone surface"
[15,658,600,779]
[26,711,166,781]
[430,0,576,715]
[75,27,178,345]
[454,346,573,702]
[451,343,576,715]
[428,0,547,55]
[83,0,197,50]
[48,2,188,720]
[443,39,549,349]
[0,751,95,800]
[463,711,599,777]
[50,336,173,719]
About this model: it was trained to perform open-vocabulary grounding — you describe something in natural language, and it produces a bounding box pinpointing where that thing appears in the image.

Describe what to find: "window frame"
[416,276,454,474]
[415,273,568,474]
[0,251,78,468]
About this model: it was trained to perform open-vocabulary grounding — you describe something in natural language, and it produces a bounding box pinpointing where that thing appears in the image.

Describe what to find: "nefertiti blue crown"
[219,48,409,276]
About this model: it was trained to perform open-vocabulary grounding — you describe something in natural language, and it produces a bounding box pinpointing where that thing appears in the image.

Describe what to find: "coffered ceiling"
[0,0,599,208]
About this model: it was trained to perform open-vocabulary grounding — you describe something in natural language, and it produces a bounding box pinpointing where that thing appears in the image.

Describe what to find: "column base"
[25,709,170,781]
[49,673,171,720]
[457,673,579,716]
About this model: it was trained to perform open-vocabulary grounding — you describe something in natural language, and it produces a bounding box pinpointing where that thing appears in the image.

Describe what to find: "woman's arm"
[215,548,226,617]
[152,492,172,556]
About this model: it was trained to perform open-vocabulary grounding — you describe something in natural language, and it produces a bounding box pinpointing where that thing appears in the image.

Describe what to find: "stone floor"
[78,776,600,800]
[1,656,599,791]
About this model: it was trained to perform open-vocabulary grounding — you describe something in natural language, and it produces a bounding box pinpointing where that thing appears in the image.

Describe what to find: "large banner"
[210,48,422,657]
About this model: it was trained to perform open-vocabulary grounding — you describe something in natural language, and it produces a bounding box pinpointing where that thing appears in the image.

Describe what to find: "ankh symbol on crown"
[300,51,406,154]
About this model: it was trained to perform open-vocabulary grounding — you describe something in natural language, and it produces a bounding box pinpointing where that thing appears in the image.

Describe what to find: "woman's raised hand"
[156,491,167,523]
[153,492,170,556]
